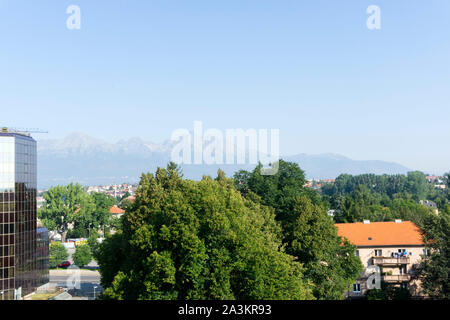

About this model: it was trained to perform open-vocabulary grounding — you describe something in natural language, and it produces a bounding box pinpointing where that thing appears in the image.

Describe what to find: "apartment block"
[336,220,427,299]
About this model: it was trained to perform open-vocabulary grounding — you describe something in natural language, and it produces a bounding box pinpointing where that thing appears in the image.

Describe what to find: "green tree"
[121,191,131,201]
[444,172,450,202]
[91,192,118,233]
[324,171,442,225]
[73,244,93,268]
[88,230,100,257]
[234,160,363,299]
[366,282,411,300]
[234,160,312,226]
[49,242,68,268]
[417,214,450,299]
[233,170,251,196]
[66,227,89,239]
[406,171,428,201]
[445,172,450,189]
[97,164,314,300]
[108,214,123,233]
[119,198,133,211]
[38,183,95,243]
[366,288,387,300]
[285,196,363,299]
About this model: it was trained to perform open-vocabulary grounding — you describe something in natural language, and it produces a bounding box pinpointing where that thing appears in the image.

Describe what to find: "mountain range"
[36,132,411,188]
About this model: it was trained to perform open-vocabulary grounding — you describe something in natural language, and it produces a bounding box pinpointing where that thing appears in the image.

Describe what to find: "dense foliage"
[417,214,450,299]
[96,164,314,300]
[38,184,118,241]
[49,242,68,268]
[321,172,450,224]
[47,161,448,300]
[73,244,93,268]
[87,230,101,257]
[234,160,363,300]
[366,282,412,300]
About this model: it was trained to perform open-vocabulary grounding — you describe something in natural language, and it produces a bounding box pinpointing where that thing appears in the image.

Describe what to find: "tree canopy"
[73,244,93,268]
[96,164,314,300]
[38,183,95,242]
[38,184,119,241]
[49,242,68,268]
[44,164,449,300]
[321,171,449,224]
[417,214,450,299]
[233,160,363,299]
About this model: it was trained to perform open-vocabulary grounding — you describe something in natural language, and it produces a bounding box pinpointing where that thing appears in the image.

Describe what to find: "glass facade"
[0,133,38,300]
[37,227,49,287]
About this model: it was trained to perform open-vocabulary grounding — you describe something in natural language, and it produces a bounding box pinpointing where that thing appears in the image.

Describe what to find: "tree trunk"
[61,229,68,243]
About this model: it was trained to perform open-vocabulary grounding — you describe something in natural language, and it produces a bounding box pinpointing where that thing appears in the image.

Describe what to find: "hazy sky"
[0,1,449,174]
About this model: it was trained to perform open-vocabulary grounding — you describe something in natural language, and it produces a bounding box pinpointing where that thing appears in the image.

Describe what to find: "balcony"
[382,274,411,283]
[373,257,410,266]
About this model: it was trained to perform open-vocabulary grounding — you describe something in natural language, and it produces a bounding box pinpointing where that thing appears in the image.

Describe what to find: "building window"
[375,249,382,257]
[352,284,361,292]
[423,249,429,257]
[355,250,359,257]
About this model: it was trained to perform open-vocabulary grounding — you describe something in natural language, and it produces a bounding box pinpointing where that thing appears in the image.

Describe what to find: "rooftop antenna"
[2,127,49,136]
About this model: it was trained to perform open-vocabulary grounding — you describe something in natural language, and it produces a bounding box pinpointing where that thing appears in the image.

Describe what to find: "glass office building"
[0,131,38,300]
[37,227,49,287]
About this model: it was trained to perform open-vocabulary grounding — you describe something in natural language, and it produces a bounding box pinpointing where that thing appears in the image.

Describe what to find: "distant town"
[37,183,138,210]
[36,175,448,201]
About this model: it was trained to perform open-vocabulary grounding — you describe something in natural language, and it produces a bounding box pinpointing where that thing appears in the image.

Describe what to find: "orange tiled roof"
[335,221,424,247]
[109,206,125,214]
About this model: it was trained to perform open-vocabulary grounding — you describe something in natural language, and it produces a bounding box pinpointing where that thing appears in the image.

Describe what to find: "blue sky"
[0,0,449,174]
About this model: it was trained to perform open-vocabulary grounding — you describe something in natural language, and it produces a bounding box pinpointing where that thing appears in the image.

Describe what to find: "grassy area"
[50,267,99,271]
[31,291,62,300]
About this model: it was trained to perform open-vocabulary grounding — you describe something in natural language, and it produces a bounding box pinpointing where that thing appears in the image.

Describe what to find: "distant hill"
[284,153,410,180]
[36,132,411,188]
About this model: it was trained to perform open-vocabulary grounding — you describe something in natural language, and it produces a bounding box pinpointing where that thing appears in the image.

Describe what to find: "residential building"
[420,200,439,215]
[109,205,125,219]
[426,176,443,183]
[335,220,427,299]
[123,196,135,204]
[0,129,43,300]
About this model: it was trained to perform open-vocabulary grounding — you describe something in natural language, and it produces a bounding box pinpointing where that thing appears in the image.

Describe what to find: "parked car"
[58,261,71,268]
